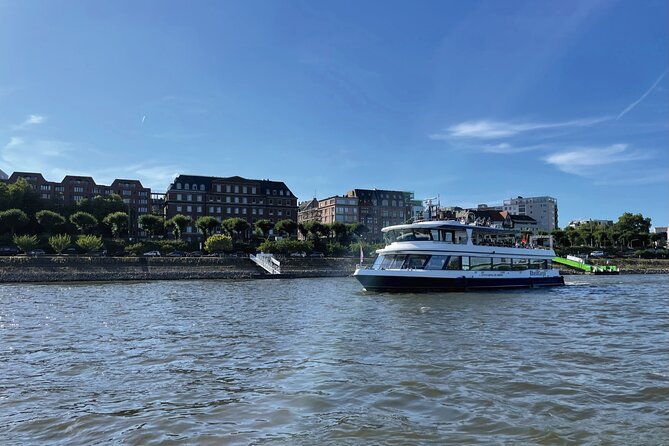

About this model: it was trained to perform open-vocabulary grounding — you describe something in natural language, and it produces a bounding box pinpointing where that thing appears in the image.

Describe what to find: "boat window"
[512,258,529,270]
[379,255,394,270]
[454,231,467,244]
[388,255,406,269]
[404,255,428,269]
[461,256,470,271]
[371,256,384,270]
[493,257,512,270]
[446,256,461,270]
[425,255,448,270]
[470,257,492,270]
[530,259,547,269]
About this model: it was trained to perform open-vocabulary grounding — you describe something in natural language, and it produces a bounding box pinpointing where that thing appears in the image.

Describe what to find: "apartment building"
[502,196,558,232]
[345,189,413,241]
[5,172,151,215]
[163,175,298,241]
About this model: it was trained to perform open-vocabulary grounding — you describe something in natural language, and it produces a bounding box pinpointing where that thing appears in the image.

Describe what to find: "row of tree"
[550,212,663,250]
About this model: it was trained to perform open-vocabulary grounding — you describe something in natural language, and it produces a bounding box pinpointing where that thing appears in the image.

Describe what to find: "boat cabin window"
[529,259,547,269]
[424,255,448,270]
[385,228,467,244]
[470,257,492,270]
[493,257,512,270]
[372,256,384,269]
[388,255,406,269]
[446,256,461,270]
[512,258,529,270]
[403,255,429,269]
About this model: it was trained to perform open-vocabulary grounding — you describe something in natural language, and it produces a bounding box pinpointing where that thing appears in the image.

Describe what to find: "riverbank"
[0,256,362,283]
[1,256,667,283]
[556,258,669,275]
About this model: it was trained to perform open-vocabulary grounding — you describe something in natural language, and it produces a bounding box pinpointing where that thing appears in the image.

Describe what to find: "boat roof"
[382,220,515,234]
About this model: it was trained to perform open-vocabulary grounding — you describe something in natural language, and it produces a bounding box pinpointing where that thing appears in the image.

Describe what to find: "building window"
[226,185,231,193]
[187,205,192,212]
[216,185,221,192]
[200,184,205,191]
[185,184,190,190]
[252,187,256,194]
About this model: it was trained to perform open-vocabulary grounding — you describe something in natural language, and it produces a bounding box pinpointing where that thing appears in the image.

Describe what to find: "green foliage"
[103,211,129,238]
[255,219,274,237]
[0,209,30,235]
[326,242,347,256]
[257,239,313,255]
[139,214,165,238]
[221,217,250,241]
[196,216,221,238]
[125,240,187,256]
[204,234,233,253]
[75,194,128,222]
[274,219,297,238]
[70,211,98,234]
[6,178,42,215]
[36,210,66,233]
[166,214,191,239]
[13,234,38,253]
[76,235,104,253]
[348,223,369,237]
[49,234,72,254]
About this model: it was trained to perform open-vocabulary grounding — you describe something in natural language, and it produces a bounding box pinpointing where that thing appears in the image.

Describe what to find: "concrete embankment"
[0,256,362,283]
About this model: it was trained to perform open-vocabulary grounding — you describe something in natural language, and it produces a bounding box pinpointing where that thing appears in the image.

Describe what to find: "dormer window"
[200,184,205,191]
[176,183,182,190]
[192,184,197,190]
[185,184,190,190]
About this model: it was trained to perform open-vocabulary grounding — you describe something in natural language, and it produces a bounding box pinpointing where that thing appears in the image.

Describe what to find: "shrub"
[205,234,233,253]
[49,234,72,254]
[326,242,347,257]
[13,234,38,253]
[76,235,104,253]
[257,239,313,255]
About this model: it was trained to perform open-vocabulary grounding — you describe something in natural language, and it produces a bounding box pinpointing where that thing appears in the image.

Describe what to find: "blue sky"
[1,0,667,228]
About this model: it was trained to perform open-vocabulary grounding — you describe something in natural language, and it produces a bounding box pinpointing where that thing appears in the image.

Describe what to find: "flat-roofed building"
[164,174,298,241]
[502,196,558,232]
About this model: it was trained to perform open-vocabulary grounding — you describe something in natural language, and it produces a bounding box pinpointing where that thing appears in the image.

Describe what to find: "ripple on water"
[1,275,668,445]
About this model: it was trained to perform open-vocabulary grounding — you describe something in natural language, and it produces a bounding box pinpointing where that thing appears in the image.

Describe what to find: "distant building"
[345,189,414,241]
[502,196,558,232]
[3,171,152,237]
[567,219,614,229]
[163,174,298,241]
[318,195,359,225]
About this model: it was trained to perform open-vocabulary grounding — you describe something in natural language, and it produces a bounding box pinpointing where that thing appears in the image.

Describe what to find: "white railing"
[249,253,281,275]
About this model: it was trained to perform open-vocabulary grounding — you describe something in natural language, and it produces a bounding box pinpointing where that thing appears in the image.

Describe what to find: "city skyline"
[1,1,667,227]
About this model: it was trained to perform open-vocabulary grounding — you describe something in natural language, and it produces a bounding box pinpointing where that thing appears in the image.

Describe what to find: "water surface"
[1,275,667,445]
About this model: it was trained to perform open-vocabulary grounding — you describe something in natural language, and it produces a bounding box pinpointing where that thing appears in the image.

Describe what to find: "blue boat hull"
[354,273,565,292]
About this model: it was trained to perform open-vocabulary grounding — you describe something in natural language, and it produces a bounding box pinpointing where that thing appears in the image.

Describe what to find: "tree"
[255,219,274,238]
[0,209,29,235]
[166,214,191,239]
[103,212,129,238]
[297,223,309,239]
[204,234,233,253]
[349,223,369,239]
[75,194,128,222]
[614,212,652,248]
[36,210,66,234]
[196,216,221,238]
[76,235,104,253]
[70,211,98,234]
[13,234,38,253]
[274,219,297,239]
[550,229,566,247]
[221,218,249,242]
[329,222,349,243]
[139,214,165,239]
[49,234,72,254]
[7,178,41,215]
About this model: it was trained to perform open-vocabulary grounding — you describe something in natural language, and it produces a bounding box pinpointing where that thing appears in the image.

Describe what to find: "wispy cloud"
[430,116,610,140]
[2,137,73,175]
[13,114,46,129]
[617,69,669,120]
[543,143,649,176]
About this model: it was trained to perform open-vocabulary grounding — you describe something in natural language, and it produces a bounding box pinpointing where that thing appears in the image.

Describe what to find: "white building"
[502,196,558,233]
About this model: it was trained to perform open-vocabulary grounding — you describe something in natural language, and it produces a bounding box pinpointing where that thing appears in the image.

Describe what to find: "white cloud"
[431,117,610,140]
[1,137,73,176]
[543,144,649,176]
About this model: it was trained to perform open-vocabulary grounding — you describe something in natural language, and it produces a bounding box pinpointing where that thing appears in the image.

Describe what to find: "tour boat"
[353,220,564,292]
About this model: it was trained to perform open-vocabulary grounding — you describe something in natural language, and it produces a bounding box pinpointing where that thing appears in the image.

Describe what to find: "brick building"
[163,175,298,241]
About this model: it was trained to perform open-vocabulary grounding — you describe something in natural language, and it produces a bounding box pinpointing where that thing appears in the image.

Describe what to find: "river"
[1,275,667,445]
